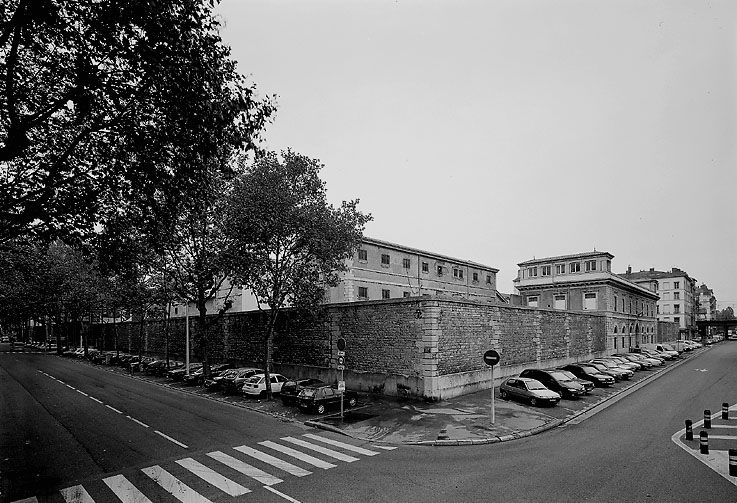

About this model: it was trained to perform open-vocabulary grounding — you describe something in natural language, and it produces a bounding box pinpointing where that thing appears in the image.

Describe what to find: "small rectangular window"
[358,287,368,299]
[358,249,367,261]
[473,272,479,282]
[583,292,598,310]
[422,262,429,273]
[541,265,551,276]
[453,269,459,278]
[674,304,680,313]
[555,264,565,275]
[459,269,464,279]
[570,262,581,273]
[381,254,390,266]
[674,292,680,300]
[486,275,492,284]
[673,316,680,325]
[554,294,566,310]
[174,307,179,315]
[585,260,596,272]
[402,258,411,269]
[674,281,680,289]
[527,296,539,308]
[527,267,538,277]
[382,289,390,299]
[437,265,443,276]
[403,291,411,298]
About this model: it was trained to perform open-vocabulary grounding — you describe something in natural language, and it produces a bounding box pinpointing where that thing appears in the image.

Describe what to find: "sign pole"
[483,349,500,426]
[491,365,495,424]
[340,367,344,422]
[337,338,346,423]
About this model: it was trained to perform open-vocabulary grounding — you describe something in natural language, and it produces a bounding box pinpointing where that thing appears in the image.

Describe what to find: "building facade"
[325,237,501,303]
[697,284,717,321]
[618,267,698,337]
[513,251,659,351]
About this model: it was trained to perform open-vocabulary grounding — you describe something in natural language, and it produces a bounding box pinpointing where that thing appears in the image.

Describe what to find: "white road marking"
[207,450,283,485]
[89,396,103,404]
[105,405,123,414]
[703,434,737,440]
[281,437,359,462]
[154,430,188,448]
[126,416,149,428]
[259,440,336,469]
[233,445,312,477]
[11,497,39,503]
[175,458,250,496]
[374,445,397,450]
[303,434,380,456]
[263,485,303,503]
[142,465,212,503]
[60,485,95,503]
[708,424,737,429]
[76,390,89,397]
[103,474,153,503]
[65,384,76,390]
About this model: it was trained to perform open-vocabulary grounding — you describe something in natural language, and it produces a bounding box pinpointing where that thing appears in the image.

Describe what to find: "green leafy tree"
[1,0,274,243]
[222,150,371,399]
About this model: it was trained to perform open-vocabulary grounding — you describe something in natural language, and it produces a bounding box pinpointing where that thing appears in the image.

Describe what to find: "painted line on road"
[141,465,210,503]
[303,434,380,456]
[175,458,250,496]
[103,474,153,503]
[65,384,76,390]
[126,415,149,428]
[280,436,359,462]
[60,485,95,503]
[263,486,303,503]
[105,404,123,414]
[76,390,89,397]
[10,497,38,503]
[207,450,283,486]
[233,445,311,477]
[89,396,103,404]
[374,445,397,450]
[154,430,188,448]
[259,440,336,469]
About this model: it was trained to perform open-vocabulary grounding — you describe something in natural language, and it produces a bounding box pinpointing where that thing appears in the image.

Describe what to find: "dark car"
[556,369,595,393]
[561,364,615,387]
[168,363,203,381]
[221,367,264,394]
[183,363,233,385]
[588,360,633,380]
[281,378,326,405]
[205,367,238,389]
[499,377,561,407]
[298,384,358,415]
[519,369,586,399]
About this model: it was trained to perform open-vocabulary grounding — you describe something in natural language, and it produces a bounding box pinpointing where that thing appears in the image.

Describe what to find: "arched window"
[614,326,618,334]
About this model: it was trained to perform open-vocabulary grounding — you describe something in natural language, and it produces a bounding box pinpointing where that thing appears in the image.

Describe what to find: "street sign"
[337,350,345,357]
[483,349,500,366]
[337,355,345,366]
[337,380,345,391]
[337,338,346,351]
[337,365,345,371]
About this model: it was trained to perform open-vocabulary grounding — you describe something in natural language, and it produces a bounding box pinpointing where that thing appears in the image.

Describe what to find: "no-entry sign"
[483,349,500,366]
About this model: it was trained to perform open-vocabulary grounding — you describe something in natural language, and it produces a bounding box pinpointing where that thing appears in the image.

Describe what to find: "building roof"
[618,267,696,284]
[361,236,499,272]
[517,251,614,267]
[515,271,659,299]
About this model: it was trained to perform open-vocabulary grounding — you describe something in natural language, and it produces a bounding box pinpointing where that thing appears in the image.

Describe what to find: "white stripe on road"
[374,445,397,450]
[126,416,149,428]
[704,434,737,440]
[263,486,303,503]
[259,440,336,469]
[175,458,250,496]
[141,465,211,503]
[103,474,153,503]
[207,450,283,485]
[105,404,122,414]
[65,384,76,390]
[709,424,737,429]
[303,434,380,456]
[89,396,103,404]
[60,485,95,503]
[76,390,89,397]
[233,445,311,477]
[281,437,359,462]
[11,497,39,503]
[155,430,188,448]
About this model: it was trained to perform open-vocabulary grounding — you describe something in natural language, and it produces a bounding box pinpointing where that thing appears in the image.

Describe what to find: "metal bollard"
[723,403,730,420]
[730,449,737,476]
[700,431,709,454]
[685,419,693,441]
[704,409,711,429]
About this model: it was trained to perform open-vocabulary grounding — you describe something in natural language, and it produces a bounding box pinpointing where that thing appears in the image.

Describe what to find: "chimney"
[627,266,632,275]
[650,267,654,272]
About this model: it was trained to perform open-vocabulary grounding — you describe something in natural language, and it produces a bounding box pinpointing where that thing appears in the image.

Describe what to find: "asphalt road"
[2,343,736,503]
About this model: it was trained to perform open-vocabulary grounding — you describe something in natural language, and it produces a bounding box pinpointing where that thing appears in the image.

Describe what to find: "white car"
[242,373,289,397]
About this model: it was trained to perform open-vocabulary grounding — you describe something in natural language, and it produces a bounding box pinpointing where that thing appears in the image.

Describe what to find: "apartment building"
[697,284,717,321]
[513,251,659,351]
[618,267,698,337]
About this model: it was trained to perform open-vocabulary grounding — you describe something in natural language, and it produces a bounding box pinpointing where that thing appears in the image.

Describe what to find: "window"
[358,249,367,261]
[614,296,617,312]
[554,294,566,310]
[527,267,538,277]
[541,265,551,276]
[674,304,680,314]
[453,268,463,279]
[486,275,492,284]
[673,316,680,325]
[654,283,659,292]
[657,305,660,314]
[555,264,565,274]
[606,260,611,272]
[614,326,618,334]
[473,272,479,282]
[381,254,390,266]
[358,287,368,299]
[674,292,680,300]
[614,336,617,349]
[402,258,411,269]
[527,296,539,308]
[403,291,411,298]
[583,292,598,310]
[570,262,581,273]
[437,265,443,276]
[174,307,179,315]
[382,289,390,299]
[422,262,429,273]
[585,260,596,272]
[674,281,680,289]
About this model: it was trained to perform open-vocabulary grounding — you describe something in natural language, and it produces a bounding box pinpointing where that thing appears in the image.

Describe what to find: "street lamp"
[185,302,190,377]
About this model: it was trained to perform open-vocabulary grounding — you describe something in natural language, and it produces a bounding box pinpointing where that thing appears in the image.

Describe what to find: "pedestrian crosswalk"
[13,433,397,503]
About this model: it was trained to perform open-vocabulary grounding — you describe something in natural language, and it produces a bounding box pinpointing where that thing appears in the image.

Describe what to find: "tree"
[716,307,736,321]
[1,0,274,243]
[222,150,371,399]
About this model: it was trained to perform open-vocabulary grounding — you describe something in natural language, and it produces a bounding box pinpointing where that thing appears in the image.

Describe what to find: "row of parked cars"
[54,348,357,415]
[499,341,702,407]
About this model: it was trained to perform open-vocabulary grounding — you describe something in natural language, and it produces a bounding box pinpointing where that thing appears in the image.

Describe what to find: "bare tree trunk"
[264,308,279,400]
[197,296,210,379]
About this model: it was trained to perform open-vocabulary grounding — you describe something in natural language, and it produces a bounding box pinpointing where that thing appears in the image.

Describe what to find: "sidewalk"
[306,348,707,446]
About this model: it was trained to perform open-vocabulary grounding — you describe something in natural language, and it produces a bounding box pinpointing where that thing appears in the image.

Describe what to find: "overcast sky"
[217,0,737,303]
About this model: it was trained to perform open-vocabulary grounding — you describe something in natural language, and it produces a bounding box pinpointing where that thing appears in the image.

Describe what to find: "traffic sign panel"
[483,349,500,366]
[337,338,346,351]
[337,356,345,366]
[337,350,345,357]
[337,380,345,391]
[337,365,345,371]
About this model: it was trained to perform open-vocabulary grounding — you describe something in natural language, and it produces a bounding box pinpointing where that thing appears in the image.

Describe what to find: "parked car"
[640,348,671,361]
[589,360,634,380]
[499,377,560,407]
[618,353,653,368]
[183,363,233,385]
[205,368,238,389]
[605,356,641,371]
[242,373,289,397]
[556,369,595,393]
[642,344,678,359]
[222,367,264,394]
[561,364,615,387]
[518,369,586,399]
[298,384,358,414]
[281,378,326,405]
[168,363,203,381]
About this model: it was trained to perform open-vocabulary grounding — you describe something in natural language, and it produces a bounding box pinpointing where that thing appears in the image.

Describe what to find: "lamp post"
[185,302,190,378]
